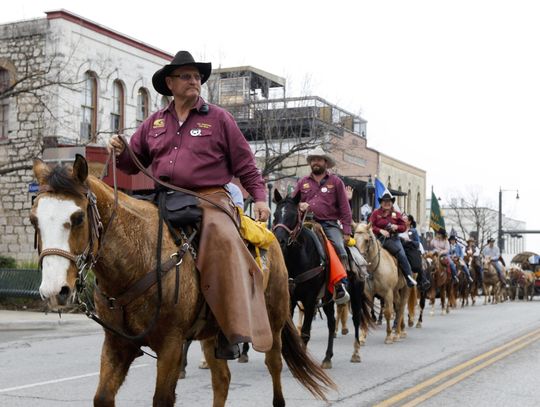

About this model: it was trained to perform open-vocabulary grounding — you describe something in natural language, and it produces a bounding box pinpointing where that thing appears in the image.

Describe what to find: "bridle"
[358,229,381,271]
[272,207,307,246]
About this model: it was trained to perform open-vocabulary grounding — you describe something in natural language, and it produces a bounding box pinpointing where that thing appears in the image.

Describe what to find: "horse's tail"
[351,278,375,332]
[281,317,337,400]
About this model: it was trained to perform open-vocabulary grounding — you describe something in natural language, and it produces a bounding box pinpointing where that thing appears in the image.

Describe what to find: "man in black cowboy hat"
[368,192,417,287]
[108,51,272,360]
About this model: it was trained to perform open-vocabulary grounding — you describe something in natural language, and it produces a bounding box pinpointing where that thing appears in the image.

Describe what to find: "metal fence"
[0,269,41,298]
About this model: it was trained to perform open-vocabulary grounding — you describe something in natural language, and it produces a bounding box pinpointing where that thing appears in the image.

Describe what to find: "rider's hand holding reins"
[298,202,310,212]
[254,201,271,222]
[107,134,126,157]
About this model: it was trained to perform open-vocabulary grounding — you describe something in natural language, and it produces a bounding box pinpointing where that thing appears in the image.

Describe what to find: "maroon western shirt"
[369,207,406,235]
[293,172,352,235]
[116,97,266,202]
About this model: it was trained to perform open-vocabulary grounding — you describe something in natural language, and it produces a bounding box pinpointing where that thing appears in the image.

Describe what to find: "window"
[136,87,149,126]
[0,68,9,139]
[81,72,98,142]
[416,192,421,224]
[111,80,124,133]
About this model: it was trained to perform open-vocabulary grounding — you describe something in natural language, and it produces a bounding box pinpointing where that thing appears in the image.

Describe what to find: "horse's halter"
[34,154,119,279]
[35,185,103,275]
[272,208,307,246]
[358,228,381,271]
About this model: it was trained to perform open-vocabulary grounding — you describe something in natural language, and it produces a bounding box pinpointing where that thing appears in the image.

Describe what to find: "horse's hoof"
[408,320,414,328]
[333,332,337,338]
[400,331,407,338]
[342,328,349,335]
[350,354,361,363]
[321,359,332,369]
[237,354,249,364]
[377,320,383,326]
[198,360,209,369]
[385,337,394,344]
[429,311,435,316]
[359,338,366,346]
[178,371,186,380]
[416,322,422,328]
[446,309,450,314]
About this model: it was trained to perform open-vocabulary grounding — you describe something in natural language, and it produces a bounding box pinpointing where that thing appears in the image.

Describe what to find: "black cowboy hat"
[487,238,495,243]
[378,192,395,204]
[152,51,212,96]
[449,235,457,241]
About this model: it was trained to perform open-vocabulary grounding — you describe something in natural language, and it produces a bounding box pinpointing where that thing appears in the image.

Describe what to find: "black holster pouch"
[156,189,202,228]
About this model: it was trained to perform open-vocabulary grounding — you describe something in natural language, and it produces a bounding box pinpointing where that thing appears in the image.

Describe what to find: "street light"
[498,187,519,253]
[365,175,374,206]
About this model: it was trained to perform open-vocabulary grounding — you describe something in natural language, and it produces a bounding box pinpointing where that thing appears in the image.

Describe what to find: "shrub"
[0,255,16,269]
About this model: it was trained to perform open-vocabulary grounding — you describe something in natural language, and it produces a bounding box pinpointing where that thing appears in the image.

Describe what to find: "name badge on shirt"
[321,187,328,193]
[190,128,202,137]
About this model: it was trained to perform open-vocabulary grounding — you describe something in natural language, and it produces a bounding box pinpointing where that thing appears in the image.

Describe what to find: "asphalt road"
[1,298,540,406]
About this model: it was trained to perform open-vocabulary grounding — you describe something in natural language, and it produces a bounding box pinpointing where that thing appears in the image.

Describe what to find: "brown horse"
[30,156,335,407]
[354,223,410,345]
[464,252,482,305]
[407,256,428,329]
[508,266,535,301]
[424,252,453,315]
[481,257,502,305]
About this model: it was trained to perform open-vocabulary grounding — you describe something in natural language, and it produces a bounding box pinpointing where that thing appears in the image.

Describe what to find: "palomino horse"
[272,191,372,367]
[424,252,453,315]
[354,223,410,344]
[481,257,502,305]
[30,156,335,407]
[508,266,535,301]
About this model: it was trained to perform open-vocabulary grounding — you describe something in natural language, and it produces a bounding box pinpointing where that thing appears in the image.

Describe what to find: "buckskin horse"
[272,190,372,367]
[30,156,335,407]
[353,223,410,345]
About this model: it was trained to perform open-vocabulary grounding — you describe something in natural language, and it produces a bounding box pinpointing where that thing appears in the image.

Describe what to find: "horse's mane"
[47,165,86,199]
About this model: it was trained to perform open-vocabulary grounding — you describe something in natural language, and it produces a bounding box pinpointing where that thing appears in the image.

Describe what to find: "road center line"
[0,363,149,394]
[373,327,540,407]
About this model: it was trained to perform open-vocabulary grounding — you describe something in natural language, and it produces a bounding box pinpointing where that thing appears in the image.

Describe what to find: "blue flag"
[374,178,390,209]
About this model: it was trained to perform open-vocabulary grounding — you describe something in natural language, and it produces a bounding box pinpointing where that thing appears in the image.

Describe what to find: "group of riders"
[107,49,508,361]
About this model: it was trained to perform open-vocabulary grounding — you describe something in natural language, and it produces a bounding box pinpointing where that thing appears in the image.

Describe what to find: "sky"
[3,0,539,250]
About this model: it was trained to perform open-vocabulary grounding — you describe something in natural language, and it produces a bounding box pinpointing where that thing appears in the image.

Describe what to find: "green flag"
[430,190,445,232]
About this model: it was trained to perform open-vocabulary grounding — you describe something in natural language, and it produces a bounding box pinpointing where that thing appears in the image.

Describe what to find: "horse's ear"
[274,188,283,203]
[33,158,50,185]
[73,154,88,184]
[292,191,301,205]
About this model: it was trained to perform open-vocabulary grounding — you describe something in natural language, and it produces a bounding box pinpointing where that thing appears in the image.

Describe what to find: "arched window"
[416,192,421,224]
[81,71,98,142]
[111,80,124,133]
[161,96,170,109]
[407,188,411,214]
[137,87,149,126]
[0,68,10,139]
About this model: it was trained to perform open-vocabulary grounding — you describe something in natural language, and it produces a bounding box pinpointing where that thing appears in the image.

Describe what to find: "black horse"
[273,190,372,367]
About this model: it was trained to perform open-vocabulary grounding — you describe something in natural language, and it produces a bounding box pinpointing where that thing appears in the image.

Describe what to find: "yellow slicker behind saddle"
[238,208,275,278]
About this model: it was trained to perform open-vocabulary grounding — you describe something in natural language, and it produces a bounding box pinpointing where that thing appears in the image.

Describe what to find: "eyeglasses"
[168,73,202,81]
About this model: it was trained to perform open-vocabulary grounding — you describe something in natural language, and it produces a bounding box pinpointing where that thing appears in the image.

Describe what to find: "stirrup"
[406,275,417,287]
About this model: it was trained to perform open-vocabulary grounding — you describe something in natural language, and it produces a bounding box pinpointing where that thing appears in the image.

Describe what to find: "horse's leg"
[377,297,385,325]
[264,329,285,407]
[446,285,451,314]
[153,337,184,407]
[321,302,336,369]
[383,291,394,344]
[94,335,140,407]
[238,342,250,363]
[336,303,349,335]
[398,288,409,339]
[300,300,317,345]
[202,337,230,407]
[416,291,425,328]
[349,277,363,363]
[179,339,192,379]
[483,283,488,305]
[440,285,446,315]
[407,286,417,328]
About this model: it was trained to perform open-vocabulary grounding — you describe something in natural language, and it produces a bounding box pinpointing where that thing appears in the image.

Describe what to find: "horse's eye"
[71,211,85,227]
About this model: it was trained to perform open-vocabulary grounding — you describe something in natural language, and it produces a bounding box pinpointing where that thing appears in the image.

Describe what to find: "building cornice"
[45,9,173,61]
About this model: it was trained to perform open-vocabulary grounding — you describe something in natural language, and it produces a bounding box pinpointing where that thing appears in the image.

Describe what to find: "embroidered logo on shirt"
[197,122,212,129]
[303,183,310,189]
[190,128,202,137]
[153,119,165,128]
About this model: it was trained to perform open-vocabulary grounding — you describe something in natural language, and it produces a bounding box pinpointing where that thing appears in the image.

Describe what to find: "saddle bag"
[160,190,203,228]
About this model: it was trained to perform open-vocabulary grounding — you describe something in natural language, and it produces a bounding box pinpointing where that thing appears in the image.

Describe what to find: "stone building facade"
[0,10,172,262]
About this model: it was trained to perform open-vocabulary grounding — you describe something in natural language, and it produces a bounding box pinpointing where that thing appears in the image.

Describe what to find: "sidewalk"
[0,309,92,331]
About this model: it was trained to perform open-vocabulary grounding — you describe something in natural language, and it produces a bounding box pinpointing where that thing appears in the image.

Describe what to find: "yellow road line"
[402,332,540,407]
[373,327,540,407]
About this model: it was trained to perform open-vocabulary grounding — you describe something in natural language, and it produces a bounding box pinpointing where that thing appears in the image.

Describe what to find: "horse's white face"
[33,196,82,305]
